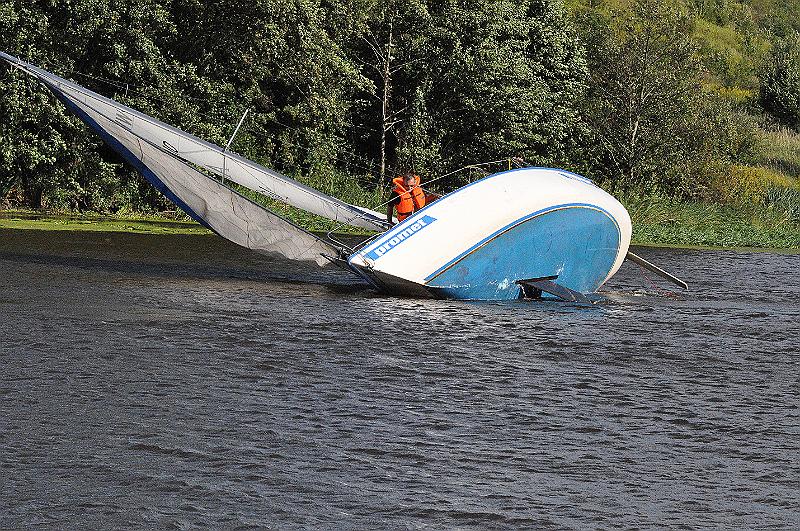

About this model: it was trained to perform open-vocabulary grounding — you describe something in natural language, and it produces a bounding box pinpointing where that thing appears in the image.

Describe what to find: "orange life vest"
[392,176,426,222]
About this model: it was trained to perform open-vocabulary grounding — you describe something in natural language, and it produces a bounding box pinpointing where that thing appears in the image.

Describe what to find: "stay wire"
[61,70,386,216]
[323,158,523,249]
[69,71,217,106]
[66,70,509,201]
[68,70,384,179]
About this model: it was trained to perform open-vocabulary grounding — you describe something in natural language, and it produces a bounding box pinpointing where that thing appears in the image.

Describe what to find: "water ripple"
[1,232,798,528]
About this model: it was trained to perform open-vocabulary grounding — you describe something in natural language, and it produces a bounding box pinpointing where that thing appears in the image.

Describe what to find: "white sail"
[1,51,351,265]
[0,51,387,231]
[111,125,341,265]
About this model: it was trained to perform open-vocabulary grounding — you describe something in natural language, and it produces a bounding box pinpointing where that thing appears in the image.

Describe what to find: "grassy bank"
[2,197,798,251]
[0,210,212,235]
[625,196,800,250]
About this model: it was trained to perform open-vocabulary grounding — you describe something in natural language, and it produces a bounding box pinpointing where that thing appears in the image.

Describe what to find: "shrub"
[760,32,800,130]
[762,184,800,223]
[711,164,794,203]
[756,126,800,176]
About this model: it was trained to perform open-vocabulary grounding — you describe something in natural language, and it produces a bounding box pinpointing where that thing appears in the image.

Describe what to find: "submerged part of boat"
[348,168,632,300]
[1,52,685,300]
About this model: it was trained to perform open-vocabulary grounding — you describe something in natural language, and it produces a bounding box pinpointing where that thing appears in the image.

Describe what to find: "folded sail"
[0,51,349,265]
[0,51,387,231]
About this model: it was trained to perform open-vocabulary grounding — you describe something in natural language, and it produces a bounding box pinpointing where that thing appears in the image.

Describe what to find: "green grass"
[757,127,800,178]
[0,209,212,235]
[0,170,389,237]
[5,176,800,250]
[624,195,800,249]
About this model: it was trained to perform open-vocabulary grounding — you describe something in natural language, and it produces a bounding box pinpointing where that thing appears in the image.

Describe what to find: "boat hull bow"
[348,168,632,300]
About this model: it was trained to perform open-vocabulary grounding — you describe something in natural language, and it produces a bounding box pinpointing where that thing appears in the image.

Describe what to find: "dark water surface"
[1,229,798,529]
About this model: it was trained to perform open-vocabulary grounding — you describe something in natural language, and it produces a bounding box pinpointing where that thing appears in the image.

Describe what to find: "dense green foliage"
[0,0,798,226]
[760,32,800,130]
[623,193,800,248]
[576,0,729,195]
[0,0,587,210]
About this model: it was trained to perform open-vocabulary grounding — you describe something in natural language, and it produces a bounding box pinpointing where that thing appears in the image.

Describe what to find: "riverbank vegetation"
[4,200,797,250]
[0,210,210,235]
[1,0,798,248]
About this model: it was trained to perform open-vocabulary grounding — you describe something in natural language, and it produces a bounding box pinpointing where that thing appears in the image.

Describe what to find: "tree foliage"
[760,32,800,131]
[0,0,784,211]
[348,0,587,188]
[575,0,753,196]
[421,0,587,177]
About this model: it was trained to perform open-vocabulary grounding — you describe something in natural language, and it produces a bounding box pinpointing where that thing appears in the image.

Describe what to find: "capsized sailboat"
[1,52,686,301]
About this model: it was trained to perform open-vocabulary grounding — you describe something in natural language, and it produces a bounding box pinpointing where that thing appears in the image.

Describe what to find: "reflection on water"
[1,229,798,528]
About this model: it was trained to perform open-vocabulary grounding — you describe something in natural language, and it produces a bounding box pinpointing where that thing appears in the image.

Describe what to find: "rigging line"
[52,69,508,223]
[260,116,432,181]
[155,106,385,196]
[262,116,383,176]
[143,132,343,253]
[66,68,395,179]
[268,159,512,240]
[66,69,387,175]
[326,157,525,237]
[71,71,129,91]
[230,157,369,222]
[421,159,510,190]
[67,71,383,177]
[634,261,680,299]
[321,159,520,237]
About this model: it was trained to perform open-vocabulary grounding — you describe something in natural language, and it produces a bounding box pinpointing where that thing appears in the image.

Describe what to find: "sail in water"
[0,52,387,265]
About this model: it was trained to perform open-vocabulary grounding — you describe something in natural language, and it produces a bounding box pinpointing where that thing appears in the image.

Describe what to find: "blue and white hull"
[348,168,632,301]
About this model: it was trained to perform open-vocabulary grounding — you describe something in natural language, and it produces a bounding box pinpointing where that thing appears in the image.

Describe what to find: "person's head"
[403,173,417,187]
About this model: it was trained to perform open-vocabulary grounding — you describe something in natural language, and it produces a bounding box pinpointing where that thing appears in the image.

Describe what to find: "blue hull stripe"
[424,203,620,283]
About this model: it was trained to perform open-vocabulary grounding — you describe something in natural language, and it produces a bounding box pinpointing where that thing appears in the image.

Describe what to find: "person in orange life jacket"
[386,173,440,226]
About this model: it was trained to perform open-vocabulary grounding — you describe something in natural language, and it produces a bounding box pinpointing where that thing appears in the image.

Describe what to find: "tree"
[577,0,721,194]
[0,0,590,209]
[359,0,588,186]
[345,0,430,189]
[394,85,440,176]
[169,0,371,177]
[0,1,79,207]
[0,0,212,211]
[347,0,588,189]
[0,0,371,209]
[360,2,420,184]
[760,31,800,131]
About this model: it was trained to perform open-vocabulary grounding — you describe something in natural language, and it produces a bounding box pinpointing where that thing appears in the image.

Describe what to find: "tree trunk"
[20,175,44,209]
[379,22,394,191]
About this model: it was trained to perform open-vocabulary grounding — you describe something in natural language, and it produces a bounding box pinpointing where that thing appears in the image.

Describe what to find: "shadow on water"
[0,228,371,292]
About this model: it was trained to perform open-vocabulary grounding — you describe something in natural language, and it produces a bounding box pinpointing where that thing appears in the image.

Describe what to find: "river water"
[1,229,798,529]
